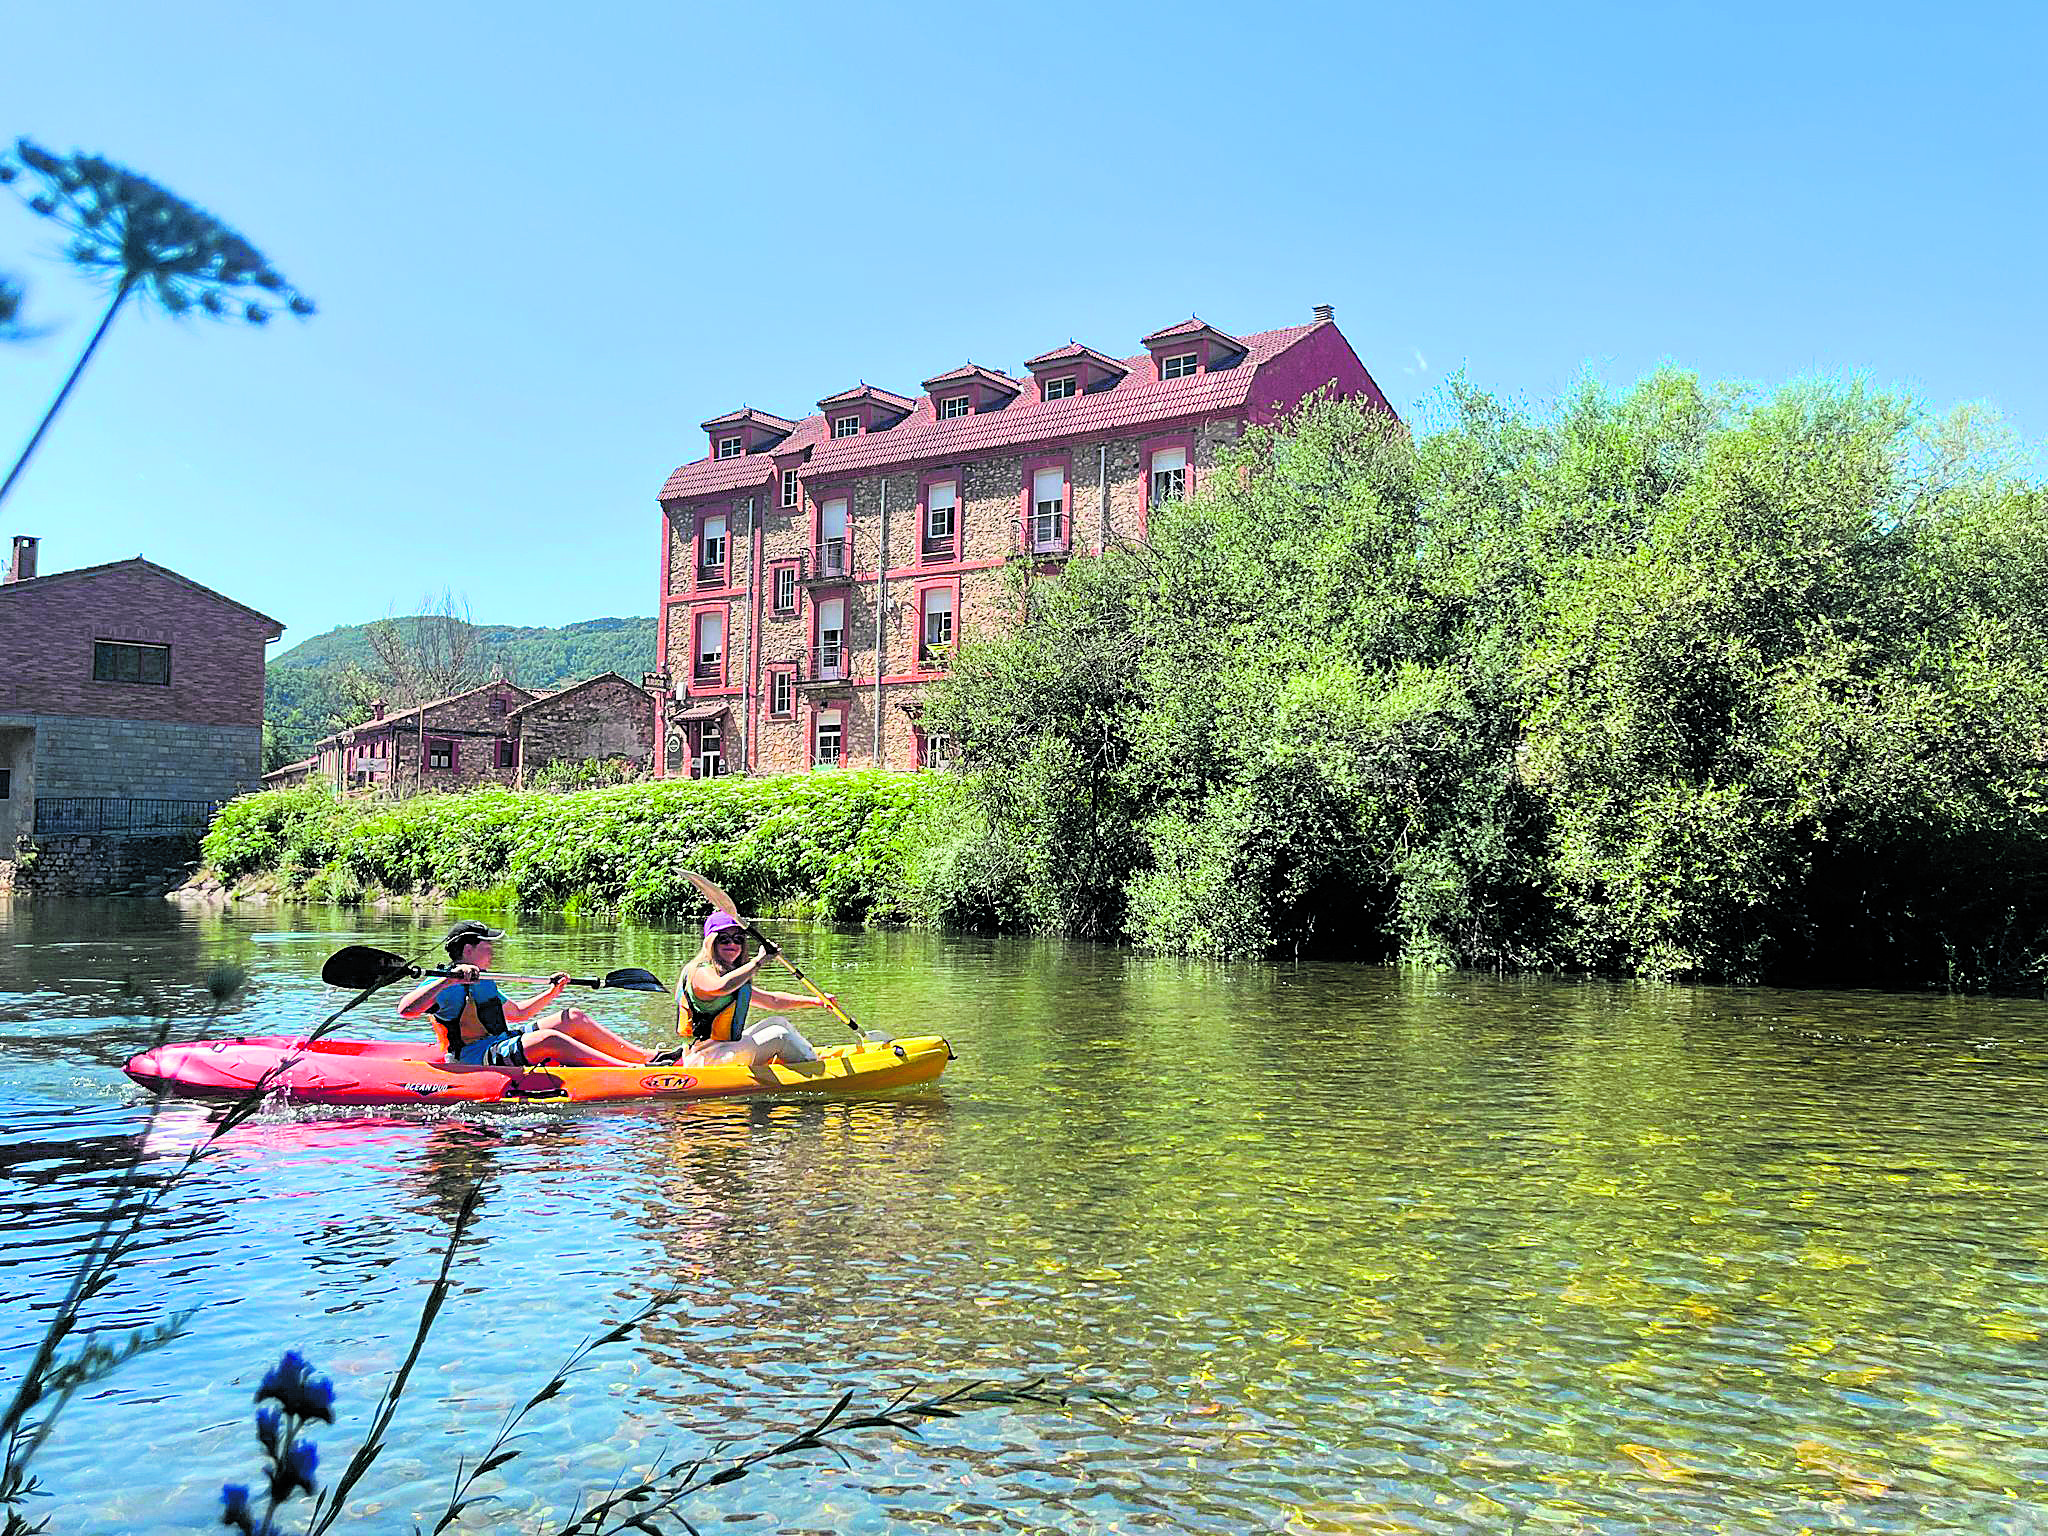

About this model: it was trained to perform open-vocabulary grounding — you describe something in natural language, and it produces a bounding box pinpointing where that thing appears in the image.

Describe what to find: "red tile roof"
[1023,342,1127,375]
[658,321,1324,501]
[919,363,1020,392]
[817,383,916,412]
[700,406,795,432]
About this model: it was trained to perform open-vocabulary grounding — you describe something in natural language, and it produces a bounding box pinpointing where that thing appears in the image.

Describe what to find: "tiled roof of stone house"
[0,556,283,636]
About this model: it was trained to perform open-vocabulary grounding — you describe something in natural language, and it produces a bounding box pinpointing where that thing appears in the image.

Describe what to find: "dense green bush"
[202,772,942,923]
[919,373,2048,988]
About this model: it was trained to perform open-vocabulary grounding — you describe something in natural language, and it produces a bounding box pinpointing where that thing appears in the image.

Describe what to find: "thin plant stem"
[0,278,132,508]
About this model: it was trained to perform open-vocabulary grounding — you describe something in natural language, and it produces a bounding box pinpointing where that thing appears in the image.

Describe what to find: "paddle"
[320,944,667,994]
[678,869,878,1041]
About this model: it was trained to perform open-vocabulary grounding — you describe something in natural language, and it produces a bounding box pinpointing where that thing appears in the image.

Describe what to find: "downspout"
[654,501,672,778]
[874,476,888,765]
[1099,443,1109,549]
[747,499,764,773]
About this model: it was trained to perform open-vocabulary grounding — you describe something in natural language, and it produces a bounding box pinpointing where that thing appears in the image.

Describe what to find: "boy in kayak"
[672,912,832,1066]
[398,920,655,1068]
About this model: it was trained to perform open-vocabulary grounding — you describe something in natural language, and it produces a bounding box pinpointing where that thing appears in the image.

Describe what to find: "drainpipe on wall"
[874,477,888,765]
[742,497,759,775]
[1099,443,1109,549]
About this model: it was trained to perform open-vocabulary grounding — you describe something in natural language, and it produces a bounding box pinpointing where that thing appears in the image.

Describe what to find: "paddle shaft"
[738,921,865,1038]
[415,966,614,990]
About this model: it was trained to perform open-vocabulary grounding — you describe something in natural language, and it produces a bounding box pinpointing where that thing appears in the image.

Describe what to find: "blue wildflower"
[254,1404,282,1454]
[218,1483,254,1533]
[278,1437,319,1500]
[255,1350,335,1424]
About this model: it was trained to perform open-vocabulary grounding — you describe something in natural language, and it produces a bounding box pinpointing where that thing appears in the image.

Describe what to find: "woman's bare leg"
[533,1008,652,1063]
[517,1027,643,1068]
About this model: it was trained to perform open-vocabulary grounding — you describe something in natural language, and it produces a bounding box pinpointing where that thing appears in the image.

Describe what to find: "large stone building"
[651,307,1392,776]
[0,535,281,849]
[308,673,654,794]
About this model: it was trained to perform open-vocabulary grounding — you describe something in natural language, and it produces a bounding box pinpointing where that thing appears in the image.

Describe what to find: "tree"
[0,137,313,507]
[364,590,507,707]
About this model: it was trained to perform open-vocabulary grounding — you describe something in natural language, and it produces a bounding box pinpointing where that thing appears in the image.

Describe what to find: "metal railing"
[33,797,218,837]
[695,561,728,590]
[1029,511,1069,554]
[803,539,853,582]
[796,642,853,687]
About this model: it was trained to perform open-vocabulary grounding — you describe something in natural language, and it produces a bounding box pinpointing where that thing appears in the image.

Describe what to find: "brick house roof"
[0,556,284,637]
[659,321,1333,502]
[313,679,534,749]
[506,671,650,717]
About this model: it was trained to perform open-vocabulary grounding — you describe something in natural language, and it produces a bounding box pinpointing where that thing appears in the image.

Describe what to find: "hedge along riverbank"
[199,772,956,923]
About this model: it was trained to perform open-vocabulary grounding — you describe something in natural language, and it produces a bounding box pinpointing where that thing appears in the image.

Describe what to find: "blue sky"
[2,2,2042,652]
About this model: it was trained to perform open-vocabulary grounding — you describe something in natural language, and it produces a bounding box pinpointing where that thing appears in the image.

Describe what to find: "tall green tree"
[0,137,313,506]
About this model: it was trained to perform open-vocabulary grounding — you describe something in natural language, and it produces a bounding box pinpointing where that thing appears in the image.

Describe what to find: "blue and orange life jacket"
[430,980,509,1055]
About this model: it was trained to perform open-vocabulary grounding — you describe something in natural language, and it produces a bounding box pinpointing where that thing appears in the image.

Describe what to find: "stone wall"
[0,712,264,803]
[515,675,654,784]
[9,833,202,897]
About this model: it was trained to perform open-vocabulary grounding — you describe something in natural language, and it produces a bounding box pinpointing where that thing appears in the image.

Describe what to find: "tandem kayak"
[123,1034,953,1106]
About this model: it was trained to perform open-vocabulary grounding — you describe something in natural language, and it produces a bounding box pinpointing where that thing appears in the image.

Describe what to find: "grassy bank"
[200,772,951,922]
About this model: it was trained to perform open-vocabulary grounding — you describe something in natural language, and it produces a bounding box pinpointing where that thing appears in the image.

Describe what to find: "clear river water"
[2,896,2047,1534]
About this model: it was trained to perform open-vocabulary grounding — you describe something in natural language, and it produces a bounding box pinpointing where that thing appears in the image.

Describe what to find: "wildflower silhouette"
[0,137,314,507]
[221,1351,334,1534]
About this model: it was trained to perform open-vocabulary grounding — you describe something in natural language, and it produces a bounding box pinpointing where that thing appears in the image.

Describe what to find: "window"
[770,670,794,717]
[832,414,860,438]
[938,395,970,420]
[696,720,725,779]
[1043,375,1076,401]
[496,739,516,770]
[813,711,842,768]
[817,597,846,680]
[1150,446,1188,507]
[1162,352,1198,380]
[427,738,454,771]
[695,612,725,684]
[818,497,848,579]
[921,731,952,771]
[699,513,727,583]
[716,435,743,460]
[924,480,956,552]
[781,467,799,508]
[1032,467,1066,552]
[773,564,797,614]
[92,640,170,686]
[0,768,10,799]
[920,587,954,661]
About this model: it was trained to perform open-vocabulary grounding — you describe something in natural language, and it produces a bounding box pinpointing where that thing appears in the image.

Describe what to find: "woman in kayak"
[676,912,831,1065]
[398,920,655,1068]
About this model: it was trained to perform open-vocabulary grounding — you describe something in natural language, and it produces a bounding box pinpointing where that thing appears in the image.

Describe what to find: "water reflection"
[2,898,2048,1531]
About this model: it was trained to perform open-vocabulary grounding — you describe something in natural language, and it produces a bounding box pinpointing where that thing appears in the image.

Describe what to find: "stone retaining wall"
[8,833,202,897]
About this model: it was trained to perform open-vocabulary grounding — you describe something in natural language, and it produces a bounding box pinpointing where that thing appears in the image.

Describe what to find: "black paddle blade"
[602,967,667,992]
[321,945,419,991]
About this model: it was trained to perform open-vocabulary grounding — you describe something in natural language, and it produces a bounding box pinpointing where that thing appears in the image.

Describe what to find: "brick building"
[652,307,1392,776]
[311,673,653,794]
[0,535,282,849]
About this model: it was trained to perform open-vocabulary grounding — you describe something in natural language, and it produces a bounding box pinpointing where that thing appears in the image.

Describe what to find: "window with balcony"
[817,497,849,579]
[772,563,797,614]
[924,480,956,555]
[1032,467,1067,553]
[698,514,727,587]
[716,435,743,460]
[920,587,954,662]
[832,415,860,439]
[1150,446,1188,507]
[92,640,170,686]
[1161,352,1198,380]
[781,467,799,508]
[817,597,846,680]
[694,612,725,685]
[813,710,843,769]
[1042,375,1076,401]
[938,395,970,420]
[770,669,794,718]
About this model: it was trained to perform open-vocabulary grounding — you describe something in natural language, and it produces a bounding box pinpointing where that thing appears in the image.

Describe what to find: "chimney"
[4,535,37,584]
[371,700,385,721]
[1312,304,1335,325]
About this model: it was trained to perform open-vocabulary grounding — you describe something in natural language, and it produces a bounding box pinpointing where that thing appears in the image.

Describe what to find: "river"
[2,897,2046,1533]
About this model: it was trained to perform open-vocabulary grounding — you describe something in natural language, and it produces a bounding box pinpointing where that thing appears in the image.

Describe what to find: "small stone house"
[311,673,653,796]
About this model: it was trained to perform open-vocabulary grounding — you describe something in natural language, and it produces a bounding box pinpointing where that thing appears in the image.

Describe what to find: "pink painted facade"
[651,308,1393,776]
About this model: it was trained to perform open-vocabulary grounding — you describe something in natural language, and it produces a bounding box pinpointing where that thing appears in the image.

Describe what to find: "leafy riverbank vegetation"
[920,374,2048,990]
[200,772,944,923]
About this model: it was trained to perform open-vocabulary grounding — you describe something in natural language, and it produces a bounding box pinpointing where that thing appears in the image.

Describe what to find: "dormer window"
[1161,353,1198,381]
[1142,318,1247,381]
[818,384,916,439]
[1043,376,1077,401]
[833,415,860,438]
[716,435,743,459]
[921,364,1020,418]
[1024,342,1127,399]
[701,407,795,460]
[938,395,970,420]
